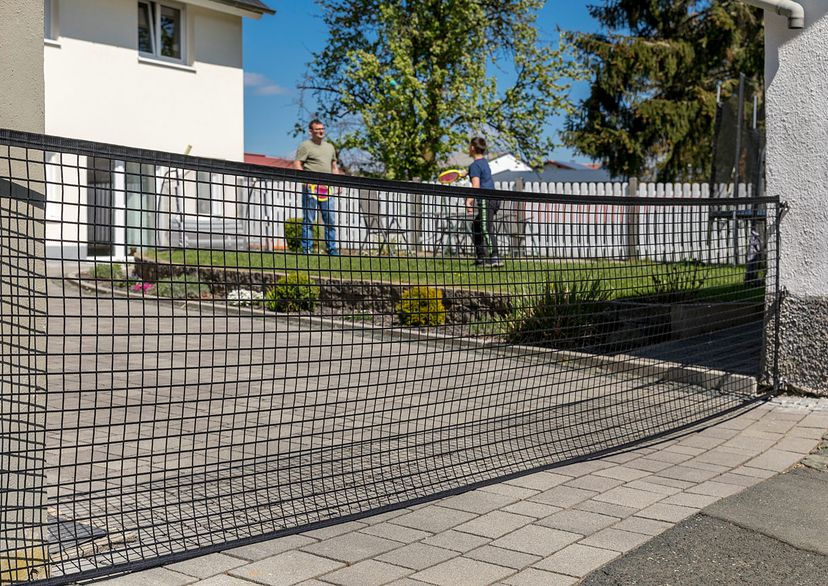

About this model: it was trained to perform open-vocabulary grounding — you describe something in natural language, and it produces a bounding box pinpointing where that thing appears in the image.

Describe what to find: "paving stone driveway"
[42,279,784,582]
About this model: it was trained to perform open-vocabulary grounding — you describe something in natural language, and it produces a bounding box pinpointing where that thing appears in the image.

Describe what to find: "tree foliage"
[563,1,763,181]
[302,0,574,180]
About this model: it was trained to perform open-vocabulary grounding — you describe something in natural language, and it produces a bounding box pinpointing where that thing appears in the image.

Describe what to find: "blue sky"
[242,1,599,162]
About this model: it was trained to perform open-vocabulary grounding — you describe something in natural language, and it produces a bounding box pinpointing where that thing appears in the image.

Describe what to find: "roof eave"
[191,0,275,18]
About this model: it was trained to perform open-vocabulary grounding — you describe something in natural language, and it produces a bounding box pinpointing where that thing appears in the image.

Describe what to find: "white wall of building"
[44,0,245,161]
[763,0,828,394]
[43,0,250,258]
[488,154,533,175]
[764,1,828,298]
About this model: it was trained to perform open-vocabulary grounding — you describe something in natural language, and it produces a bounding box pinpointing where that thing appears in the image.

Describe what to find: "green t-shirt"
[295,139,336,174]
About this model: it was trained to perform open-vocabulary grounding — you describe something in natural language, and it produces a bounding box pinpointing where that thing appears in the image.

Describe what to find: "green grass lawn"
[142,249,762,302]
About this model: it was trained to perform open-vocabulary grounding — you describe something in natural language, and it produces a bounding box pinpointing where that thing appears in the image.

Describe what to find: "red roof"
[245,153,294,168]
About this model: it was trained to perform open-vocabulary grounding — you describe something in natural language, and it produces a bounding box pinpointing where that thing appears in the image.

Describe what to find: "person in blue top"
[465,137,503,267]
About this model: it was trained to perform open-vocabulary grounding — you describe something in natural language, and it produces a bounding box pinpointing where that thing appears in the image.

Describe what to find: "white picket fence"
[207,178,757,265]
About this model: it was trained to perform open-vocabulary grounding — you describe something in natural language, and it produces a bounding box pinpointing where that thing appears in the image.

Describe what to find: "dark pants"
[472,199,500,260]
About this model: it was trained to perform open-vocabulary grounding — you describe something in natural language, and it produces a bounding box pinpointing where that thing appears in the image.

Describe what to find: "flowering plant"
[131,282,154,293]
[227,289,264,307]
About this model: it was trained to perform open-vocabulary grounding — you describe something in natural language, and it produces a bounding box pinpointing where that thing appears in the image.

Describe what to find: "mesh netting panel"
[0,130,780,584]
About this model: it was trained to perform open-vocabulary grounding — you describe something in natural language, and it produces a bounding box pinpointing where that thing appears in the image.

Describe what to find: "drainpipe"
[740,0,805,28]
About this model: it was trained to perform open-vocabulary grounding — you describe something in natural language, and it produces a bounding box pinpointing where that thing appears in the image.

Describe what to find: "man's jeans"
[301,188,338,254]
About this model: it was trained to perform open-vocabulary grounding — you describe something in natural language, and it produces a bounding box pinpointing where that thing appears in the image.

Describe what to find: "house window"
[196,171,213,215]
[44,0,57,40]
[138,1,185,62]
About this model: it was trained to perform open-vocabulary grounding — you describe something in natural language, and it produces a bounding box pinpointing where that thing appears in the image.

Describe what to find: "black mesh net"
[1,129,780,584]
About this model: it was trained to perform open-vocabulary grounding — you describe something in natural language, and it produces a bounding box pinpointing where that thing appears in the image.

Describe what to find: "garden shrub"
[154,273,211,299]
[506,275,611,349]
[397,286,446,327]
[265,272,319,312]
[92,262,125,283]
[647,259,708,302]
[284,217,322,253]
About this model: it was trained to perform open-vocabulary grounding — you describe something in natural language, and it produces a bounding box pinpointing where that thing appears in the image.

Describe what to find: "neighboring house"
[443,152,532,175]
[244,153,295,169]
[493,160,619,185]
[42,0,273,258]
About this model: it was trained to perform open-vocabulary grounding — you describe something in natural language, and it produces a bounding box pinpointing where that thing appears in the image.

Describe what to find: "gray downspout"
[740,0,805,28]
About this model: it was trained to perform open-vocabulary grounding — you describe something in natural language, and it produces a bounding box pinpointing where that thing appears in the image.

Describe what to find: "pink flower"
[132,282,154,292]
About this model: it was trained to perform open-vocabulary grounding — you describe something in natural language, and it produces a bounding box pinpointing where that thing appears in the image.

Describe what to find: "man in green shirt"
[293,119,341,254]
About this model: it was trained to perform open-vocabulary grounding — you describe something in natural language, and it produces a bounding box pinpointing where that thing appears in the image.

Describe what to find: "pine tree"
[301,0,574,180]
[563,1,763,181]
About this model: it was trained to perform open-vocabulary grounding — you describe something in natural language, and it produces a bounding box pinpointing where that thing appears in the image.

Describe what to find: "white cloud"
[244,72,288,96]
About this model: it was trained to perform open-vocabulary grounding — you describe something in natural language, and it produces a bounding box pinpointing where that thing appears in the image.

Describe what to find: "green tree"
[301,0,574,180]
[563,1,763,181]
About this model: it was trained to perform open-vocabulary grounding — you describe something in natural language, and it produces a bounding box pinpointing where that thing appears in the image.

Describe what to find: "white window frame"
[44,0,58,41]
[137,1,187,64]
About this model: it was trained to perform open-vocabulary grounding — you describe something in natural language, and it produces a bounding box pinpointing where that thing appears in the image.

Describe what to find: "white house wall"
[44,0,244,161]
[45,153,87,259]
[43,0,246,258]
[763,0,828,394]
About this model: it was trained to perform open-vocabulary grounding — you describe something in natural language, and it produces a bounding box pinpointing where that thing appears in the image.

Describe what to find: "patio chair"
[358,189,408,254]
[498,199,537,256]
[434,208,472,256]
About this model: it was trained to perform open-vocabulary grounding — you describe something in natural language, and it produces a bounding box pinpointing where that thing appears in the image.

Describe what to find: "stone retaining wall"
[133,257,513,324]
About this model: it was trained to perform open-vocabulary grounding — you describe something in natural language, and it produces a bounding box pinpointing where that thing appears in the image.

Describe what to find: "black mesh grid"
[0,129,780,584]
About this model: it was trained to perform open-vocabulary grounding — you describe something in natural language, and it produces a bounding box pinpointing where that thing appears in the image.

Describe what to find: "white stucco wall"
[44,0,244,161]
[765,0,828,297]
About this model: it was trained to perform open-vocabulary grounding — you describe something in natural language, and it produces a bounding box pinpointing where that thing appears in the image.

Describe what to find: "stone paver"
[745,449,804,472]
[390,506,477,533]
[686,480,746,498]
[563,474,625,493]
[593,486,665,509]
[659,491,720,509]
[656,465,720,483]
[502,568,578,585]
[624,458,673,473]
[635,502,698,523]
[377,543,458,571]
[574,499,639,519]
[533,543,620,577]
[535,509,618,535]
[168,553,248,579]
[226,535,319,562]
[299,532,400,563]
[579,528,652,553]
[492,525,581,557]
[438,490,518,514]
[593,466,652,482]
[319,560,412,586]
[454,510,533,539]
[611,516,673,536]
[529,485,598,508]
[301,521,369,541]
[479,483,540,500]
[411,556,514,586]
[359,522,432,544]
[502,501,561,519]
[96,567,196,586]
[622,479,683,496]
[192,576,261,586]
[464,545,541,570]
[228,551,344,586]
[505,472,571,491]
[90,395,827,586]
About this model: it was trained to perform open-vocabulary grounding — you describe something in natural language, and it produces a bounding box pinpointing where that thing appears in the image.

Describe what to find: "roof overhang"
[185,0,275,19]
